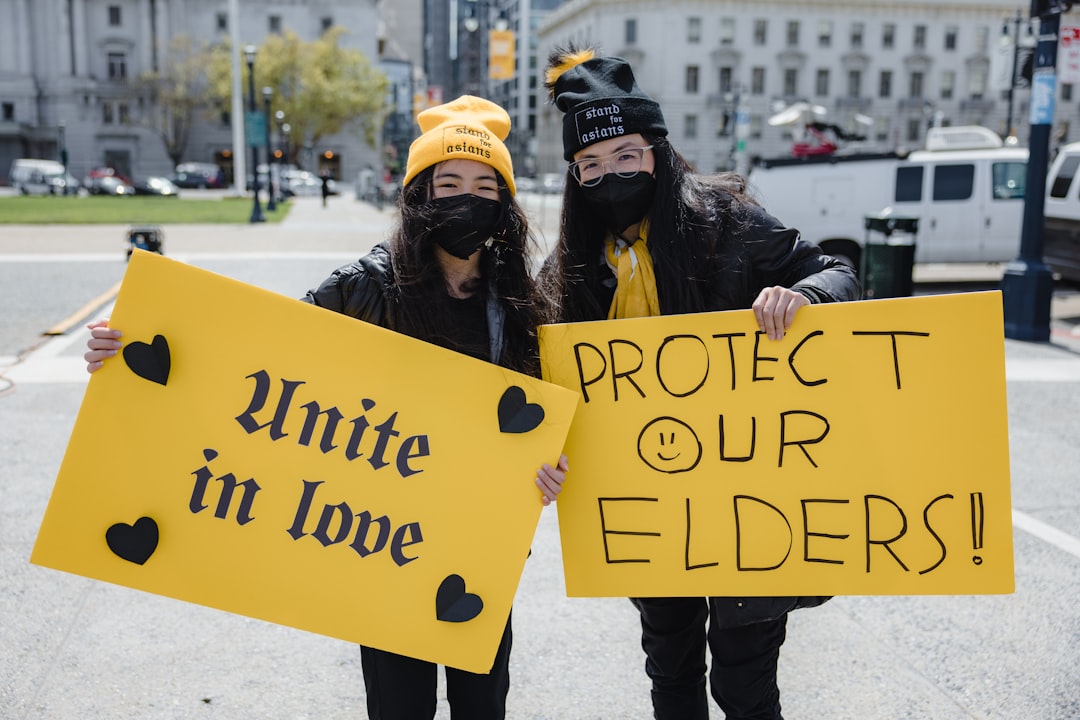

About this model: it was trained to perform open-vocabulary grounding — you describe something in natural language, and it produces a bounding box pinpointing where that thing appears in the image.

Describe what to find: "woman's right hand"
[84,319,122,373]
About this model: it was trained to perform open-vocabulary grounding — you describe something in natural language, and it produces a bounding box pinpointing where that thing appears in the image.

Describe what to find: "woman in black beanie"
[542,46,861,720]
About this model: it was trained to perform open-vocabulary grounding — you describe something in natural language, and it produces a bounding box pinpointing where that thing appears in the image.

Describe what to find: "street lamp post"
[1001,1,1066,341]
[57,121,69,195]
[244,45,265,224]
[263,86,276,212]
[274,110,286,202]
[1004,11,1035,141]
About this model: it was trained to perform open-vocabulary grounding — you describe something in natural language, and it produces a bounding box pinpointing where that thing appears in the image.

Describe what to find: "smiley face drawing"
[637,417,702,474]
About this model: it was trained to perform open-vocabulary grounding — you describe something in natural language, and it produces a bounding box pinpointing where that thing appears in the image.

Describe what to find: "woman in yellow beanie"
[84,95,568,720]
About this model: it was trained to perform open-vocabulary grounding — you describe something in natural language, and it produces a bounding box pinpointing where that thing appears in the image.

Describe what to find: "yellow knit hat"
[402,95,516,196]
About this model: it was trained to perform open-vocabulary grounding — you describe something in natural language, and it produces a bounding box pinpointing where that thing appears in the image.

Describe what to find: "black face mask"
[580,172,657,236]
[427,194,503,259]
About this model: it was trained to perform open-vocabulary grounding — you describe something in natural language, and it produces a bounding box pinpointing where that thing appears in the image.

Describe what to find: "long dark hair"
[544,135,759,322]
[386,164,551,376]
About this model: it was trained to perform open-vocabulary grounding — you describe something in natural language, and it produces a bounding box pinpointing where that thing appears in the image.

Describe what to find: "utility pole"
[1001,0,1071,341]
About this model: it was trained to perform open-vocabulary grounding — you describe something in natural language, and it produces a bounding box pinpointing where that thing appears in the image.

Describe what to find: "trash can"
[126,225,164,260]
[861,214,918,299]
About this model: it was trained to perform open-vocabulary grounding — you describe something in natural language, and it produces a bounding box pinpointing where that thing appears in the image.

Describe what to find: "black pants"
[360,615,513,720]
[632,597,788,720]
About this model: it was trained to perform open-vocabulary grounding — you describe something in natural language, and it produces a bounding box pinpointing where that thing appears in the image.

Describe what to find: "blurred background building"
[2,0,1078,186]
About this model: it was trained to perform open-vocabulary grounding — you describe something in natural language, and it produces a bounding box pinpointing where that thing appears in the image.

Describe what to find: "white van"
[8,158,77,195]
[1044,141,1080,283]
[748,127,1028,268]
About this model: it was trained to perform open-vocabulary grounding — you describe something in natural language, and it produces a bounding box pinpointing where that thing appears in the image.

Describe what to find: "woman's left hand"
[752,286,810,341]
[536,454,569,506]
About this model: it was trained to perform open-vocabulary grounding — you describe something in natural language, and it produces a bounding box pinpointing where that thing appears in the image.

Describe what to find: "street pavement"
[1,191,1079,719]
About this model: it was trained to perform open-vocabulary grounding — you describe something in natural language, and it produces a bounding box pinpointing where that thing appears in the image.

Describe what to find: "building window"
[685,65,699,94]
[851,22,864,49]
[914,25,927,51]
[1064,83,1074,102]
[216,13,227,32]
[269,15,282,34]
[815,69,829,96]
[883,23,896,49]
[941,70,955,100]
[751,67,766,95]
[879,70,893,98]
[108,5,121,26]
[786,21,799,48]
[754,19,767,46]
[719,66,732,94]
[321,16,334,33]
[945,26,958,51]
[783,68,798,96]
[626,18,637,45]
[847,70,862,97]
[688,17,701,44]
[107,52,127,80]
[118,103,130,125]
[968,66,987,99]
[685,114,698,139]
[750,115,763,139]
[818,20,832,48]
[909,71,924,98]
[720,18,735,46]
[102,103,114,125]
[906,119,922,143]
[1,101,13,121]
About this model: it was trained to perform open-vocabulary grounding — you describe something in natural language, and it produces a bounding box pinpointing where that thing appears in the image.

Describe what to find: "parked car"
[8,158,78,195]
[87,176,135,196]
[540,172,565,194]
[1044,141,1080,284]
[132,176,180,197]
[171,162,224,189]
[284,170,338,197]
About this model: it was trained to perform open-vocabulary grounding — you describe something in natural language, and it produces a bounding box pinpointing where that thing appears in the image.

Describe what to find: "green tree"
[131,35,210,168]
[207,28,388,168]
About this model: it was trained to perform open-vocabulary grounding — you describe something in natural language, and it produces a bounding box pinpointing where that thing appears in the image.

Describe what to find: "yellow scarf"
[604,220,661,319]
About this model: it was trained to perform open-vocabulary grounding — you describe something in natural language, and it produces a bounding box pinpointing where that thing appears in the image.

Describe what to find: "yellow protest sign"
[32,251,578,673]
[539,292,1013,597]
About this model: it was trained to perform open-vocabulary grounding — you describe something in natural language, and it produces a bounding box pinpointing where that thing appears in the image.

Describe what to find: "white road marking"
[1012,509,1080,560]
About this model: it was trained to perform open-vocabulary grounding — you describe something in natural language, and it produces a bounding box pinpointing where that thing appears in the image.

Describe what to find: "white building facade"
[535,0,1078,174]
[0,0,380,186]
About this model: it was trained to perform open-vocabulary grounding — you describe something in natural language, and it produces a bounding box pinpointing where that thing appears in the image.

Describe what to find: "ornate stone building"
[0,0,380,186]
[535,0,1076,174]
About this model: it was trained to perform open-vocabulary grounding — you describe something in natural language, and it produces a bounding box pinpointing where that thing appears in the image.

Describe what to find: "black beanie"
[547,50,668,160]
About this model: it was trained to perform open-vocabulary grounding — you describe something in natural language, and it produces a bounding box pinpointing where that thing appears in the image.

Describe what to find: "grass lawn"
[0,195,290,224]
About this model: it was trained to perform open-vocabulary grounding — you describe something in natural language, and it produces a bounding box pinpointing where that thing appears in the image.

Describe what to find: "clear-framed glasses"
[569,145,654,187]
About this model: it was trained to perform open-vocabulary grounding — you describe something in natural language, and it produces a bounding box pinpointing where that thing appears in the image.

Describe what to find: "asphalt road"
[1,192,1078,719]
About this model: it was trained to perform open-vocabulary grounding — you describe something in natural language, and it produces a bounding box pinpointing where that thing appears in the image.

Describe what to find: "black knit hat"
[545,47,668,160]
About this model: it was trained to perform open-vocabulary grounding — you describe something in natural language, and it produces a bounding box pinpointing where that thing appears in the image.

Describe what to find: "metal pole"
[228,0,245,195]
[246,50,265,224]
[263,87,276,212]
[1005,11,1022,139]
[1001,6,1060,341]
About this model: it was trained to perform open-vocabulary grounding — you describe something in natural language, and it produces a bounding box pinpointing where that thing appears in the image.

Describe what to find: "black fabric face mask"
[427,194,503,259]
[580,172,657,236]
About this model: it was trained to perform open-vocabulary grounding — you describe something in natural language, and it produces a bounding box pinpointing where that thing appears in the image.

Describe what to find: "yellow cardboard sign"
[32,251,578,673]
[539,292,1013,597]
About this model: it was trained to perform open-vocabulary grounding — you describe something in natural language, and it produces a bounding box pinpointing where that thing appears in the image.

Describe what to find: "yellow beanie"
[402,95,516,196]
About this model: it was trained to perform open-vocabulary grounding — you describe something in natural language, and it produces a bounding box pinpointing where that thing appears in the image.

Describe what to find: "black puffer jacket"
[573,204,861,628]
[301,243,510,365]
[301,243,396,328]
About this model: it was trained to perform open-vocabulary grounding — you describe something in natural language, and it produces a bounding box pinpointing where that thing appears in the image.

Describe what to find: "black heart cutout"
[497,386,544,434]
[123,334,171,386]
[435,574,483,623]
[106,516,159,565]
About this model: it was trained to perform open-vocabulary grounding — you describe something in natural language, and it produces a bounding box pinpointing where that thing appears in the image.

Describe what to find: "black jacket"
[300,243,509,365]
[573,203,861,627]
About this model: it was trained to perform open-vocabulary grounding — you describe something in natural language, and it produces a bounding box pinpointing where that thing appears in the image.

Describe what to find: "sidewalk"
[2,192,1080,719]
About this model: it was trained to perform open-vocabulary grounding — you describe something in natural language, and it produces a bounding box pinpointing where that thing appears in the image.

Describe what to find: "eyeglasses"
[569,145,654,187]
